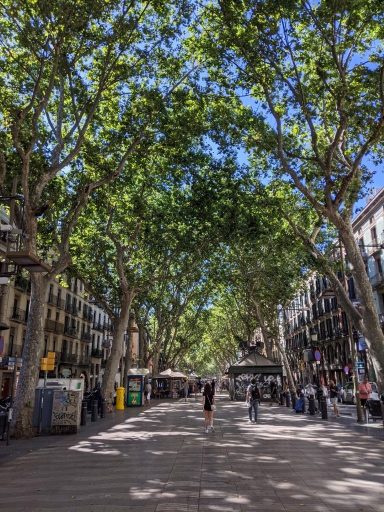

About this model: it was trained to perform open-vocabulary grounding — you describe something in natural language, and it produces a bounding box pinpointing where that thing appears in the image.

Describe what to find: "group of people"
[296,376,375,418]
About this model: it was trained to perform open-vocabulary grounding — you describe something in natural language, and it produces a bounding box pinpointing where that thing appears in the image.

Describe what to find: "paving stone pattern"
[0,395,384,512]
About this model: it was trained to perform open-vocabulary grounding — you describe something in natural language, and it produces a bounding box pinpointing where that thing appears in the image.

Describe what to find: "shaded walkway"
[0,394,383,511]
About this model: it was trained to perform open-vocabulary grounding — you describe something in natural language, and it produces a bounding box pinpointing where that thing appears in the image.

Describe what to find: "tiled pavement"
[0,394,384,512]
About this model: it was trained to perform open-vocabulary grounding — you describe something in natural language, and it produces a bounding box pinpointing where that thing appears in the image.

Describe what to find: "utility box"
[33,387,59,434]
[51,389,81,434]
[33,387,81,434]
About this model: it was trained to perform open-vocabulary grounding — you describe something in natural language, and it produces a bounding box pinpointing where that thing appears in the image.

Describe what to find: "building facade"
[283,188,384,387]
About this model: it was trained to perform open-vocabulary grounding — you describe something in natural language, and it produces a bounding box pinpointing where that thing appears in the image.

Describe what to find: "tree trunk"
[138,324,145,368]
[11,273,48,438]
[275,339,297,398]
[254,304,273,359]
[338,219,384,390]
[101,309,130,407]
[151,347,160,377]
[123,315,135,391]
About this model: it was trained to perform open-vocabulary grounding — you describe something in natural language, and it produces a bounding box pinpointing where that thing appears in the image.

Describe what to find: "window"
[376,257,383,275]
[47,308,51,319]
[348,277,356,300]
[371,226,378,245]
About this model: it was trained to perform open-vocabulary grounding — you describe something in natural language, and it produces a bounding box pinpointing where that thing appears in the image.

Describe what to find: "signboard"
[51,390,81,427]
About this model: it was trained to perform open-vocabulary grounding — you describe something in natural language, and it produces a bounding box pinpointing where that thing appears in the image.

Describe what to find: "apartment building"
[283,188,384,386]
[352,187,384,322]
[0,272,112,398]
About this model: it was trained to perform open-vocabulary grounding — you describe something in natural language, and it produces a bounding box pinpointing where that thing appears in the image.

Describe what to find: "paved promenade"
[1,394,384,512]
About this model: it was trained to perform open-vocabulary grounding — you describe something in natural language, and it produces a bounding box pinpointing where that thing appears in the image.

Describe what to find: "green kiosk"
[126,374,144,406]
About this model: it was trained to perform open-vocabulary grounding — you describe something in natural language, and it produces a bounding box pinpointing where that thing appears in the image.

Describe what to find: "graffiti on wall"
[51,390,81,426]
[233,373,282,400]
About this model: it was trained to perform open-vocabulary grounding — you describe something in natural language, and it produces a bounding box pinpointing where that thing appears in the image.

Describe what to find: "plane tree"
[0,0,199,437]
[193,0,384,388]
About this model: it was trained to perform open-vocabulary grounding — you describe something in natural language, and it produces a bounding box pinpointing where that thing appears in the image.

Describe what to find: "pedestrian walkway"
[1,394,384,512]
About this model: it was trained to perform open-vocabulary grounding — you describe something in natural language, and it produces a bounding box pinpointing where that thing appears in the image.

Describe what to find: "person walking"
[329,380,339,417]
[183,379,189,402]
[144,380,152,406]
[203,381,215,433]
[358,376,372,407]
[246,379,260,423]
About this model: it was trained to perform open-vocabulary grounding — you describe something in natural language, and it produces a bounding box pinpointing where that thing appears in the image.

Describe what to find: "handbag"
[207,395,215,411]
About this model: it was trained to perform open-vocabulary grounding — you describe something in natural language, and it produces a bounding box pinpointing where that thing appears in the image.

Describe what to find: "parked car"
[341,382,379,404]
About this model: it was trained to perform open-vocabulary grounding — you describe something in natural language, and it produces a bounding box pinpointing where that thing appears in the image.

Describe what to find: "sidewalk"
[0,394,383,512]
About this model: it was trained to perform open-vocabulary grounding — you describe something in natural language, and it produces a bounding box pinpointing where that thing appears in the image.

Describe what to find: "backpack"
[250,385,260,401]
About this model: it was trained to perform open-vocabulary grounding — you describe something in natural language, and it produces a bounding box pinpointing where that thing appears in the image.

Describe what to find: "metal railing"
[64,326,78,338]
[81,332,92,343]
[44,318,64,334]
[11,307,27,323]
[60,352,78,363]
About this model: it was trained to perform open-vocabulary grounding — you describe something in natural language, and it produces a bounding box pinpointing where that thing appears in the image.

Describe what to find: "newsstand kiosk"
[126,375,144,406]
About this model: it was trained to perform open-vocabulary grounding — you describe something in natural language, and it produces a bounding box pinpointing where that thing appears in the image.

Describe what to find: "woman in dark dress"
[203,382,215,433]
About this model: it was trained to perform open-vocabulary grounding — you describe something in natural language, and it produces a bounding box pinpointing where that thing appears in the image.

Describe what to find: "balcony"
[64,325,78,338]
[102,339,112,349]
[14,275,31,293]
[60,352,78,364]
[81,331,92,343]
[79,355,91,366]
[83,310,93,322]
[91,348,103,358]
[47,293,58,306]
[44,318,64,334]
[11,307,28,323]
[371,272,384,290]
[56,298,65,310]
[93,322,104,332]
[368,241,383,256]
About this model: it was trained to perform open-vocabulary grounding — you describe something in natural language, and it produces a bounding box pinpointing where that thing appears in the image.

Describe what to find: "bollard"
[279,392,284,406]
[81,400,87,426]
[285,392,291,408]
[321,396,328,420]
[100,399,107,418]
[308,396,316,415]
[91,399,98,422]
